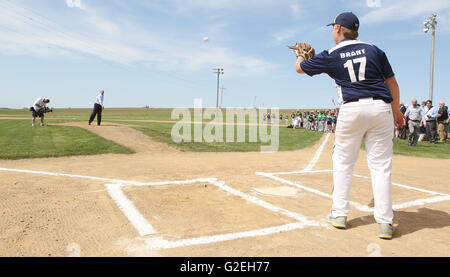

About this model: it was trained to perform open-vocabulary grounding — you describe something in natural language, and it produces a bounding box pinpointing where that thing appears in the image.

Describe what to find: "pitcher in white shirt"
[88,90,105,126]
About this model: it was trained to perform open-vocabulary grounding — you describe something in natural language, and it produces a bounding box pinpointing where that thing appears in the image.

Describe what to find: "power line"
[0,0,213,89]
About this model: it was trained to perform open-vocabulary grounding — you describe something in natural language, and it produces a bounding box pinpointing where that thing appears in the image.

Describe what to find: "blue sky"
[1,0,449,109]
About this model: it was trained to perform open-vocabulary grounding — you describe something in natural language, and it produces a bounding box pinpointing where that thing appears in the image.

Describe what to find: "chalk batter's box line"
[106,178,323,249]
[0,167,322,250]
[256,170,450,212]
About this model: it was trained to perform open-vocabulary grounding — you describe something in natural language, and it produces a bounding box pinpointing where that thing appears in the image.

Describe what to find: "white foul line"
[0,167,142,185]
[353,174,449,196]
[392,195,450,210]
[303,133,331,171]
[0,167,215,187]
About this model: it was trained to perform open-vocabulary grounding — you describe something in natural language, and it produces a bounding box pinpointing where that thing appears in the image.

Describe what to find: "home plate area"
[106,178,323,251]
[105,169,450,252]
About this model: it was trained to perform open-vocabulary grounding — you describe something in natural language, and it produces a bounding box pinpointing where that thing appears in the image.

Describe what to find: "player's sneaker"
[32,124,35,127]
[40,123,44,126]
[327,215,347,229]
[378,223,395,240]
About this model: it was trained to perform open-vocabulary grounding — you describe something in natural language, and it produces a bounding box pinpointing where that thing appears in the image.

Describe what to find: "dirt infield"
[0,123,449,257]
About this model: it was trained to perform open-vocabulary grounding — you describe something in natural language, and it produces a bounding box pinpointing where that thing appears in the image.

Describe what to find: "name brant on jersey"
[301,39,394,104]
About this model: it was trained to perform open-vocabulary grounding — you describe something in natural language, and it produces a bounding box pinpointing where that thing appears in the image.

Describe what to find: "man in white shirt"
[404,99,423,146]
[88,90,105,126]
[32,97,50,127]
[422,100,439,144]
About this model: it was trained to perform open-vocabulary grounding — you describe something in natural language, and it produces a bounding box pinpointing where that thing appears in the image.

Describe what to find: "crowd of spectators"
[262,99,449,146]
[263,109,339,133]
[399,99,449,146]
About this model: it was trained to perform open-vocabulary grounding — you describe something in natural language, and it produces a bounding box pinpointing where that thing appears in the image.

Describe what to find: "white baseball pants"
[332,98,395,224]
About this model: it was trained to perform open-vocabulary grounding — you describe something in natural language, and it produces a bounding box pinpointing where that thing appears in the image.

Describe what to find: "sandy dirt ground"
[0,122,449,257]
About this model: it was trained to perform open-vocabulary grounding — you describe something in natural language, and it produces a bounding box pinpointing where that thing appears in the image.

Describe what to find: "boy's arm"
[385,76,405,129]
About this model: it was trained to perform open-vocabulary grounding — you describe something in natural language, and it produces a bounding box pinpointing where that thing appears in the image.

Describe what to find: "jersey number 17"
[343,57,366,83]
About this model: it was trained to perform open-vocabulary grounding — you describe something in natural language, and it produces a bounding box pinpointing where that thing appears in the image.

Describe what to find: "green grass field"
[116,121,323,152]
[0,108,174,122]
[0,108,449,159]
[391,138,450,159]
[0,120,133,159]
[0,107,314,122]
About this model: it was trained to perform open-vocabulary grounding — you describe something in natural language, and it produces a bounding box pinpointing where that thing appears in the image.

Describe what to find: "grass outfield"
[0,108,449,158]
[0,108,313,122]
[0,108,174,122]
[0,120,133,159]
[392,138,450,159]
[110,120,323,152]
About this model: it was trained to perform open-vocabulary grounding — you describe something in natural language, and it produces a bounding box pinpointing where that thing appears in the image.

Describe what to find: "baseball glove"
[288,43,315,60]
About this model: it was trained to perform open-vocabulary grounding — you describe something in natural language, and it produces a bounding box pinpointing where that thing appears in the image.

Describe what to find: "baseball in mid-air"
[203,37,209,43]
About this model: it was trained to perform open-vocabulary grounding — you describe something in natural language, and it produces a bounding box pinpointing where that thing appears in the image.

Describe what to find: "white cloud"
[290,2,303,16]
[273,28,300,42]
[0,1,276,77]
[65,0,85,10]
[361,0,450,26]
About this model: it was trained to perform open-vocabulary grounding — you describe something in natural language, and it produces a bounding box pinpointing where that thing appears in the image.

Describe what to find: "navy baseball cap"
[327,12,360,31]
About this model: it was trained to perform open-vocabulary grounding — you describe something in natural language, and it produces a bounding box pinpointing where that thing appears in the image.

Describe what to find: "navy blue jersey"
[300,39,395,104]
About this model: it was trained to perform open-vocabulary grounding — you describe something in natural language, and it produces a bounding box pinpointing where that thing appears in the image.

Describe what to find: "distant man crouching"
[32,97,50,127]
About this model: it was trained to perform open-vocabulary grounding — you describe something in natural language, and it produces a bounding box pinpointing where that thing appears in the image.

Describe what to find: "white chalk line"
[113,177,324,250]
[0,167,322,249]
[255,132,450,212]
[105,184,156,236]
[0,167,142,185]
[137,179,322,250]
[0,167,214,187]
[256,172,373,212]
[257,171,450,212]
[262,170,448,199]
[303,133,331,172]
[256,172,332,199]
[142,222,317,251]
[212,180,316,224]
[4,128,449,252]
[392,195,450,210]
[353,174,448,196]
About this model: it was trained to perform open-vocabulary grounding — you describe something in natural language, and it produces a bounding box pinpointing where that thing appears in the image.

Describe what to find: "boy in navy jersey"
[295,12,404,239]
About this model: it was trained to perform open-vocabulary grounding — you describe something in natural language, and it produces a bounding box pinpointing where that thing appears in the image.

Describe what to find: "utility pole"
[212,68,224,109]
[424,14,437,102]
[220,85,226,108]
[253,96,257,108]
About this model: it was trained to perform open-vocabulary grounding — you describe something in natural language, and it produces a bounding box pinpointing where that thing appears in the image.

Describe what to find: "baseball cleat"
[378,223,395,240]
[327,215,347,229]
